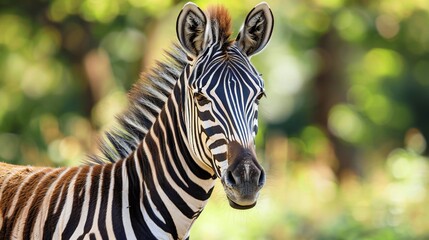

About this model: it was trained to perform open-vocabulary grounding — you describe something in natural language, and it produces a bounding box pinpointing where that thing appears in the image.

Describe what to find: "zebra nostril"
[226,170,236,186]
[258,170,265,187]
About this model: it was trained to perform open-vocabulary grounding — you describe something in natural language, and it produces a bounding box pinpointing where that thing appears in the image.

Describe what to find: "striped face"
[185,44,263,171]
[177,2,273,209]
[185,44,266,208]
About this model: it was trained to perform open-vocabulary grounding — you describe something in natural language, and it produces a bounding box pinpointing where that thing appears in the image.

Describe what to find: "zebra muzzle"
[221,141,265,209]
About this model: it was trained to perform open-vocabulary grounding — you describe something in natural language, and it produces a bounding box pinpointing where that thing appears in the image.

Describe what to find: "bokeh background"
[1,0,429,239]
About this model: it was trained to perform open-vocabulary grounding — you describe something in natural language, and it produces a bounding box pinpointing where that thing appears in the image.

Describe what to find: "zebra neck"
[124,83,216,239]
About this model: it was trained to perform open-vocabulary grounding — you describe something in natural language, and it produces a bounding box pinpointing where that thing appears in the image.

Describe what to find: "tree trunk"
[313,29,362,180]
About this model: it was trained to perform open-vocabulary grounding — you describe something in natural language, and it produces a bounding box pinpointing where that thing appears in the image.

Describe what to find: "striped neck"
[122,70,216,239]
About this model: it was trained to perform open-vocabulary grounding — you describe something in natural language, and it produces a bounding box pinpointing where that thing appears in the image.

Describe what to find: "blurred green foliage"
[1,0,429,238]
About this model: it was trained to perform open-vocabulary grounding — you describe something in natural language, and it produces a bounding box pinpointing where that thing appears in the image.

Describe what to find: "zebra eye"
[194,92,210,105]
[255,92,266,103]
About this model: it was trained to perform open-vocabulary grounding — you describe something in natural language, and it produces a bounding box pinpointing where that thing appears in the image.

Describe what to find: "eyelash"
[256,92,266,103]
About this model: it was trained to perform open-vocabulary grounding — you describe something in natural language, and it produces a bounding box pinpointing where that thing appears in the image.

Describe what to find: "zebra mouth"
[227,198,257,210]
[222,181,259,210]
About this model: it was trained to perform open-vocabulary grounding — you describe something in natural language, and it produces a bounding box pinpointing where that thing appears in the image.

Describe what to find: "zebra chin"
[219,141,266,210]
[228,199,257,210]
[224,188,260,210]
[221,175,264,210]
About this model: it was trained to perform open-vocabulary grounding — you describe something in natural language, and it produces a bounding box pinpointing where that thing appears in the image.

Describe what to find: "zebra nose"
[224,141,265,209]
[225,159,265,188]
[226,141,265,188]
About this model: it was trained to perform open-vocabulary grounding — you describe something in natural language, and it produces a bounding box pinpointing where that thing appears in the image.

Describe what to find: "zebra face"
[186,45,267,209]
[177,2,273,209]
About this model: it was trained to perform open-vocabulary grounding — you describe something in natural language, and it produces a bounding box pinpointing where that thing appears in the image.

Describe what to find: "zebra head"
[177,2,273,209]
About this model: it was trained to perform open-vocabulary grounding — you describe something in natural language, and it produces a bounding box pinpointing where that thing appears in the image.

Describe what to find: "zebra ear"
[236,2,274,57]
[176,2,210,58]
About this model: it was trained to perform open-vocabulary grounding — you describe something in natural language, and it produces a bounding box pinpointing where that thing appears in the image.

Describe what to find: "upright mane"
[90,5,234,164]
[90,45,187,163]
[207,5,233,48]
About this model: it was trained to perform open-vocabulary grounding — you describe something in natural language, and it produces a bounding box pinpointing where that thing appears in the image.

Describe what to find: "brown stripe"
[0,167,51,236]
[22,167,64,238]
[42,166,81,238]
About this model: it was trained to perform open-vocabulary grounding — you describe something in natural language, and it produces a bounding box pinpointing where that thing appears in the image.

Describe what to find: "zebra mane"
[207,5,233,50]
[88,44,187,164]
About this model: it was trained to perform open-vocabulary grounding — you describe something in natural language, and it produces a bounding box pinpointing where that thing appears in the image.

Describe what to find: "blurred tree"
[313,28,362,179]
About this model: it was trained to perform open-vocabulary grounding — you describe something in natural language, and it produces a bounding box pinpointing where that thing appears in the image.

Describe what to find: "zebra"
[0,2,274,239]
